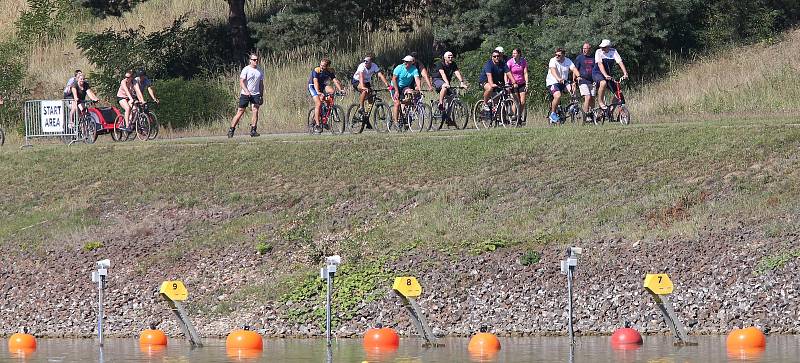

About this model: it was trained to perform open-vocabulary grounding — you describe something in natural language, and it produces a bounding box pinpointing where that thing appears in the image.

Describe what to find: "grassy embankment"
[1,119,799,316]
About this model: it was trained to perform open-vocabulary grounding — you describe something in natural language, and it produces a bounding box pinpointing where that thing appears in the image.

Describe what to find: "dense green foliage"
[154,78,230,129]
[15,0,76,42]
[0,41,28,130]
[74,17,232,94]
[73,0,149,17]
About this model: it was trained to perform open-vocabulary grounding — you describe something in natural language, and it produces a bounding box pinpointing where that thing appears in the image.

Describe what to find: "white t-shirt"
[545,57,575,86]
[240,66,264,95]
[595,48,623,66]
[352,62,380,82]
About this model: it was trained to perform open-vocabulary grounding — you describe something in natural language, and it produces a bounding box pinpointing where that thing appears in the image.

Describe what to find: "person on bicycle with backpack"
[64,69,82,126]
[352,53,390,114]
[116,70,137,132]
[479,49,513,115]
[546,48,580,124]
[575,42,596,121]
[592,39,629,112]
[308,58,345,133]
[391,55,422,124]
[432,51,467,112]
[507,48,529,115]
[133,69,160,105]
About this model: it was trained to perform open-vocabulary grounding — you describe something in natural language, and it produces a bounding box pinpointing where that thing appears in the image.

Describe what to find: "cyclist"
[116,70,136,132]
[592,39,629,112]
[410,52,434,92]
[133,70,160,104]
[546,47,580,124]
[71,73,100,114]
[63,69,82,125]
[506,48,529,114]
[494,46,507,63]
[432,51,467,111]
[308,58,345,133]
[479,49,513,114]
[351,53,390,113]
[574,42,596,121]
[391,55,422,124]
[229,53,264,138]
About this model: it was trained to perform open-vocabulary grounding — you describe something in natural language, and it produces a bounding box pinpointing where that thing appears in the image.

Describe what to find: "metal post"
[326,271,333,347]
[567,267,574,344]
[560,247,581,346]
[98,275,104,347]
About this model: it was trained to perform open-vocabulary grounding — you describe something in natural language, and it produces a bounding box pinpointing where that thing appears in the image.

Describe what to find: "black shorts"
[238,94,263,108]
[513,83,527,92]
[351,80,371,91]
[117,97,131,103]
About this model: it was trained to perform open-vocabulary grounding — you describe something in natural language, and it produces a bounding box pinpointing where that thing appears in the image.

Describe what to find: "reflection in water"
[0,336,796,362]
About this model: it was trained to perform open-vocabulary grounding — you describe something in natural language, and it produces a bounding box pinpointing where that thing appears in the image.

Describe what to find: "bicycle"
[545,81,581,126]
[391,90,431,132]
[114,101,152,141]
[344,87,390,134]
[307,91,345,135]
[76,100,100,144]
[430,85,468,130]
[510,85,528,127]
[592,78,630,125]
[472,85,521,129]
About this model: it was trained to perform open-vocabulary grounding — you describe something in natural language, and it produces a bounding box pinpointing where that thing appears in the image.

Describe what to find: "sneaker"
[250,127,260,137]
[549,112,559,124]
[227,127,235,138]
[314,125,322,134]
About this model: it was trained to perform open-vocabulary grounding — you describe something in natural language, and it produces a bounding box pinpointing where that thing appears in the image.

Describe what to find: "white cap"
[443,51,454,58]
[599,39,611,48]
[494,46,504,53]
[402,55,414,62]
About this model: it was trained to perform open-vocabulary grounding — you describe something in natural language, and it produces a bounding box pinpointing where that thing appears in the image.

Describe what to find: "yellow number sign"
[643,274,674,295]
[159,280,189,301]
[392,277,422,298]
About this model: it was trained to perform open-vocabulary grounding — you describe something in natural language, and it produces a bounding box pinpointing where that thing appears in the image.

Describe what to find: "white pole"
[567,267,574,345]
[326,272,332,347]
[98,275,104,347]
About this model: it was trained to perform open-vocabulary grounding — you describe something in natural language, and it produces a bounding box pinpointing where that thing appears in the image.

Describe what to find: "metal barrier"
[23,99,79,147]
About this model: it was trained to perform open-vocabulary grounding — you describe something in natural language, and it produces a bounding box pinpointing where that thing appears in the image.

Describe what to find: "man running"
[229,53,264,138]
[351,53,390,113]
[574,42,596,121]
[432,51,467,111]
[592,39,629,111]
[546,47,580,124]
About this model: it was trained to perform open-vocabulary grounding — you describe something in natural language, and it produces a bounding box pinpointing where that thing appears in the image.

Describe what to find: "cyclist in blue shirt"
[391,55,422,124]
[308,58,345,131]
[479,49,513,113]
[574,42,596,120]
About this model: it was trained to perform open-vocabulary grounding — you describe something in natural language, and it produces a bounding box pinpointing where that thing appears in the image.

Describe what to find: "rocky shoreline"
[2,224,797,338]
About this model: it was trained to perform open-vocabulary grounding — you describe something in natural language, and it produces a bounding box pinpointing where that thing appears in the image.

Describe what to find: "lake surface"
[3,336,795,362]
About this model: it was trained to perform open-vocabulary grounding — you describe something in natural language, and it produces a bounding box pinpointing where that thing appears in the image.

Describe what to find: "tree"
[74,0,147,17]
[226,0,250,58]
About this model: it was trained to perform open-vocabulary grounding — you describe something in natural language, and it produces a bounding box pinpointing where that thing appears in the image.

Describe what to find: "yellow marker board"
[159,280,189,301]
[643,274,674,295]
[392,277,422,298]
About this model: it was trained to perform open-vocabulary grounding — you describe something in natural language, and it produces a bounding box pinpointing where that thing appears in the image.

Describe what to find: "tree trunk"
[226,0,249,58]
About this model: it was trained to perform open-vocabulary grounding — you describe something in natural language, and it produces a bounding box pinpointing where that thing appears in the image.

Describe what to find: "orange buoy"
[226,348,262,360]
[362,327,400,349]
[726,327,766,350]
[611,327,643,346]
[140,344,166,356]
[226,330,263,350]
[139,329,168,346]
[727,346,765,360]
[468,332,501,354]
[8,333,37,351]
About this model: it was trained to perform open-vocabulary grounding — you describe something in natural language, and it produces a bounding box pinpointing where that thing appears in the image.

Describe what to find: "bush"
[0,41,28,132]
[15,0,76,42]
[519,250,541,266]
[155,78,230,130]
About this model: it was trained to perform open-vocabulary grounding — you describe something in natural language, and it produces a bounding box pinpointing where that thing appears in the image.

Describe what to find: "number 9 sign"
[159,280,189,301]
[392,277,422,298]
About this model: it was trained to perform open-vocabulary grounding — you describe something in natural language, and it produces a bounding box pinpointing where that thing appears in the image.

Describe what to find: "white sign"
[41,100,65,133]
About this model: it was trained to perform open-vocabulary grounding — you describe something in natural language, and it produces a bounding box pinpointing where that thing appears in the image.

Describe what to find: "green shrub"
[255,241,273,255]
[155,78,230,130]
[519,250,541,266]
[0,41,28,133]
[15,0,76,42]
[83,241,104,251]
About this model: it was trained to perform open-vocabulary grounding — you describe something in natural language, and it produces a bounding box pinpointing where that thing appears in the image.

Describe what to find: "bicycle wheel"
[408,103,430,132]
[451,100,468,130]
[567,104,579,125]
[578,108,593,125]
[593,108,605,126]
[0,127,4,146]
[85,115,98,144]
[147,112,159,140]
[473,100,491,130]
[77,115,89,143]
[329,105,344,135]
[306,108,317,134]
[430,100,443,131]
[372,102,390,133]
[345,104,365,134]
[618,104,631,125]
[500,97,521,127]
[135,113,151,141]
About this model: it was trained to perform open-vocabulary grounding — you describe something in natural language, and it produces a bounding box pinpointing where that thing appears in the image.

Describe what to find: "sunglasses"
[250,58,259,61]
[491,55,500,58]
[556,54,564,57]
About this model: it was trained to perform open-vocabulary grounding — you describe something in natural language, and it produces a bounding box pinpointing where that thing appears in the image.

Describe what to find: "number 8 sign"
[393,277,422,298]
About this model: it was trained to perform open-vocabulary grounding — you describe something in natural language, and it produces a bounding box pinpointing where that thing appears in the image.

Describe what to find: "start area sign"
[40,100,64,133]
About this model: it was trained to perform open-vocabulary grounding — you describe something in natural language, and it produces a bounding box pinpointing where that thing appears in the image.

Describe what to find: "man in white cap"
[494,46,507,62]
[592,39,629,112]
[351,53,390,114]
[431,51,467,112]
[391,55,422,126]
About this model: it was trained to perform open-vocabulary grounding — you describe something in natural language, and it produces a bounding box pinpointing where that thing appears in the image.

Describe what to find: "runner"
[228,53,264,138]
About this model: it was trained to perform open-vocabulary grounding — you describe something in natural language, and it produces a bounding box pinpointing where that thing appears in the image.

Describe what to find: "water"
[3,336,797,362]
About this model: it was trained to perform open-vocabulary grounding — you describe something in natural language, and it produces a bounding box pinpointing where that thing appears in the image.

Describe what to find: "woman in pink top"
[506,48,529,113]
[116,70,136,131]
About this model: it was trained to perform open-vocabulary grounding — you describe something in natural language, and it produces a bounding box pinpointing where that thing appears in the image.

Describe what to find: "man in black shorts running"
[229,53,264,138]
